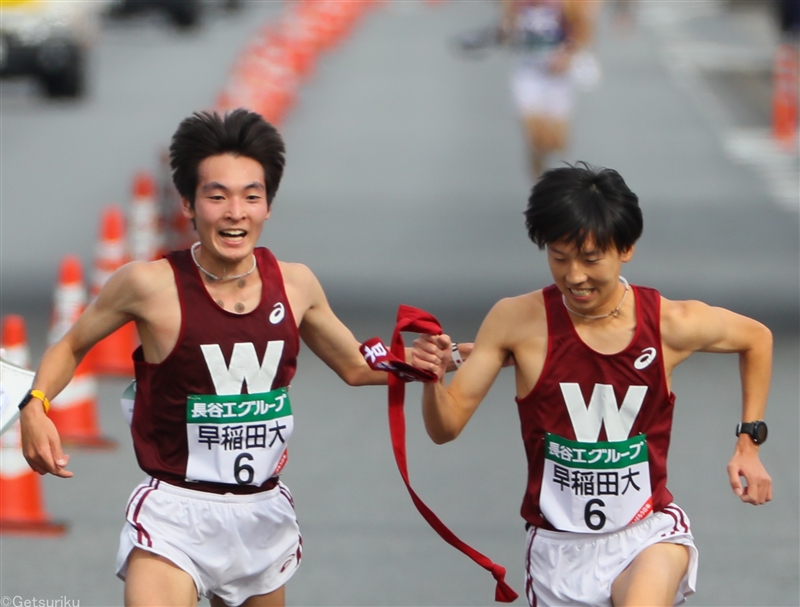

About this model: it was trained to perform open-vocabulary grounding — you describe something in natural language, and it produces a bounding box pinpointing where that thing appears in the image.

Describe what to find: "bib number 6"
[584,498,607,531]
[234,453,255,485]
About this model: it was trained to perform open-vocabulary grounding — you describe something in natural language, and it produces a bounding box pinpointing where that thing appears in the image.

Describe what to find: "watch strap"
[735,421,766,445]
[19,390,50,414]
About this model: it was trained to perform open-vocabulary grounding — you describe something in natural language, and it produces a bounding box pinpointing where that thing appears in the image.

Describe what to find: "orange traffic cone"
[1,314,30,368]
[48,256,116,449]
[230,38,298,126]
[129,171,164,262]
[0,315,68,536]
[773,43,799,150]
[90,206,137,377]
[280,13,319,81]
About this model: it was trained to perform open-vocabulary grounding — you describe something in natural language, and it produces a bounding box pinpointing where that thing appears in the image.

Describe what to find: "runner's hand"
[19,406,73,478]
[727,442,771,505]
[412,334,451,380]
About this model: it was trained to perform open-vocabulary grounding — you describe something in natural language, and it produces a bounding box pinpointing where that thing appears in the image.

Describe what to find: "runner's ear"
[620,245,635,262]
[180,197,195,219]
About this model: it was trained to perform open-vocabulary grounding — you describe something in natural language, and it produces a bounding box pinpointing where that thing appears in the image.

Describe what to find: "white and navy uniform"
[510,0,575,118]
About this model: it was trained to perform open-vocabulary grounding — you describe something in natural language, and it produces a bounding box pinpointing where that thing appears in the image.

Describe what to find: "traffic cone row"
[0,315,68,536]
[214,0,378,123]
[773,43,799,150]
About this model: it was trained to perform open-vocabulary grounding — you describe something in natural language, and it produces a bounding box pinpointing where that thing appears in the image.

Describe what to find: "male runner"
[18,109,455,607]
[412,163,773,606]
[501,0,595,179]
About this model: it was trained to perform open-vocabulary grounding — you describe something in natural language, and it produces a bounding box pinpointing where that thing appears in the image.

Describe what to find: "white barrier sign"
[0,358,35,436]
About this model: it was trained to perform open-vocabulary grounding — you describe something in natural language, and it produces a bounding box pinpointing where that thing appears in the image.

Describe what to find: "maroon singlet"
[131,247,299,494]
[516,284,675,529]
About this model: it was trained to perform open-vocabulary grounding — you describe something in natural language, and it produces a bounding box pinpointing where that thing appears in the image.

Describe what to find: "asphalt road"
[0,1,798,606]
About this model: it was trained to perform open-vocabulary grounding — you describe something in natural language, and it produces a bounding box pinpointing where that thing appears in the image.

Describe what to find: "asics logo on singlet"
[634,347,658,370]
[560,383,648,442]
[270,302,285,325]
[200,341,285,394]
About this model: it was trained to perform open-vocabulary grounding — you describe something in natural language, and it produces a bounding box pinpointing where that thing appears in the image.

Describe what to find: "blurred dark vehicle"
[108,0,242,30]
[0,0,106,98]
[776,0,800,38]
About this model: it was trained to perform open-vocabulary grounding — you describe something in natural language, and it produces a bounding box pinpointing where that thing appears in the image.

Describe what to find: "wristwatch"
[18,391,37,411]
[735,420,768,445]
[18,389,50,414]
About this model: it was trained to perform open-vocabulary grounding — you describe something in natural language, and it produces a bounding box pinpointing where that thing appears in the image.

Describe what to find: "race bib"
[185,387,293,486]
[540,433,653,533]
[516,6,563,49]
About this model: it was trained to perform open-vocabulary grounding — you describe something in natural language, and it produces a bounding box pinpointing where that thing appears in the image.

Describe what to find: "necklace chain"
[190,242,257,283]
[562,276,630,320]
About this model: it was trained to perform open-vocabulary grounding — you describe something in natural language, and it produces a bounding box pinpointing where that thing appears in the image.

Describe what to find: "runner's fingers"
[27,459,47,475]
[27,450,55,476]
[755,474,772,504]
[433,334,452,350]
[727,466,743,497]
[21,440,49,474]
[738,473,772,505]
[48,438,73,478]
[412,335,446,365]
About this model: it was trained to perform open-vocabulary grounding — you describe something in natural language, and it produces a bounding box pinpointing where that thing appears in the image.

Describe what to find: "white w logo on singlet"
[200,341,285,395]
[560,383,647,442]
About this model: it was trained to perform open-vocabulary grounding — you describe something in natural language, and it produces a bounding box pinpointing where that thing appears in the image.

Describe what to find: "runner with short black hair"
[412,163,773,607]
[19,109,458,607]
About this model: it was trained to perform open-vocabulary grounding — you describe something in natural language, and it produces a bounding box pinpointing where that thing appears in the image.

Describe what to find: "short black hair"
[169,109,286,207]
[524,162,643,252]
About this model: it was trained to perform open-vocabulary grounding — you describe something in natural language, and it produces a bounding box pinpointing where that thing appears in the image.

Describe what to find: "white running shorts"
[525,503,698,607]
[116,476,302,605]
[511,63,574,119]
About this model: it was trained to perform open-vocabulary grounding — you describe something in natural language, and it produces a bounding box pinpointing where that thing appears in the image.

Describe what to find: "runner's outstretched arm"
[661,298,773,505]
[414,301,513,443]
[20,262,151,477]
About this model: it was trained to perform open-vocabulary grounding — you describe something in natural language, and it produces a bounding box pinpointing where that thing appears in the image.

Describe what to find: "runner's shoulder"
[277,260,318,289]
[660,296,722,349]
[660,297,712,330]
[484,291,547,342]
[115,259,174,298]
[490,290,546,322]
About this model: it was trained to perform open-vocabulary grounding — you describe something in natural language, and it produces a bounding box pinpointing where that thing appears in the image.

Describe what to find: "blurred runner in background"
[501,0,598,179]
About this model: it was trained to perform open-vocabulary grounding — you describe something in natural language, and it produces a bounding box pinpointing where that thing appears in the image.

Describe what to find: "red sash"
[360,304,518,603]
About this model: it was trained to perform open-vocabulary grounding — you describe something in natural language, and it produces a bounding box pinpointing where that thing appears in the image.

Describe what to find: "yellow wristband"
[30,390,50,414]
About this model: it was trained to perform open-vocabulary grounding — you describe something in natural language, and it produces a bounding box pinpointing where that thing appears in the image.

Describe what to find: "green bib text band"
[544,433,648,470]
[187,387,291,424]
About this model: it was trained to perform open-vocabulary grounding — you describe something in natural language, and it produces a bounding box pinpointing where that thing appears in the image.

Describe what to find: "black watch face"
[754,422,768,444]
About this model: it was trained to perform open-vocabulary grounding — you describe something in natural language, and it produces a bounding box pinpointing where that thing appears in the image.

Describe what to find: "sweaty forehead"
[549,234,602,255]
[197,154,265,186]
